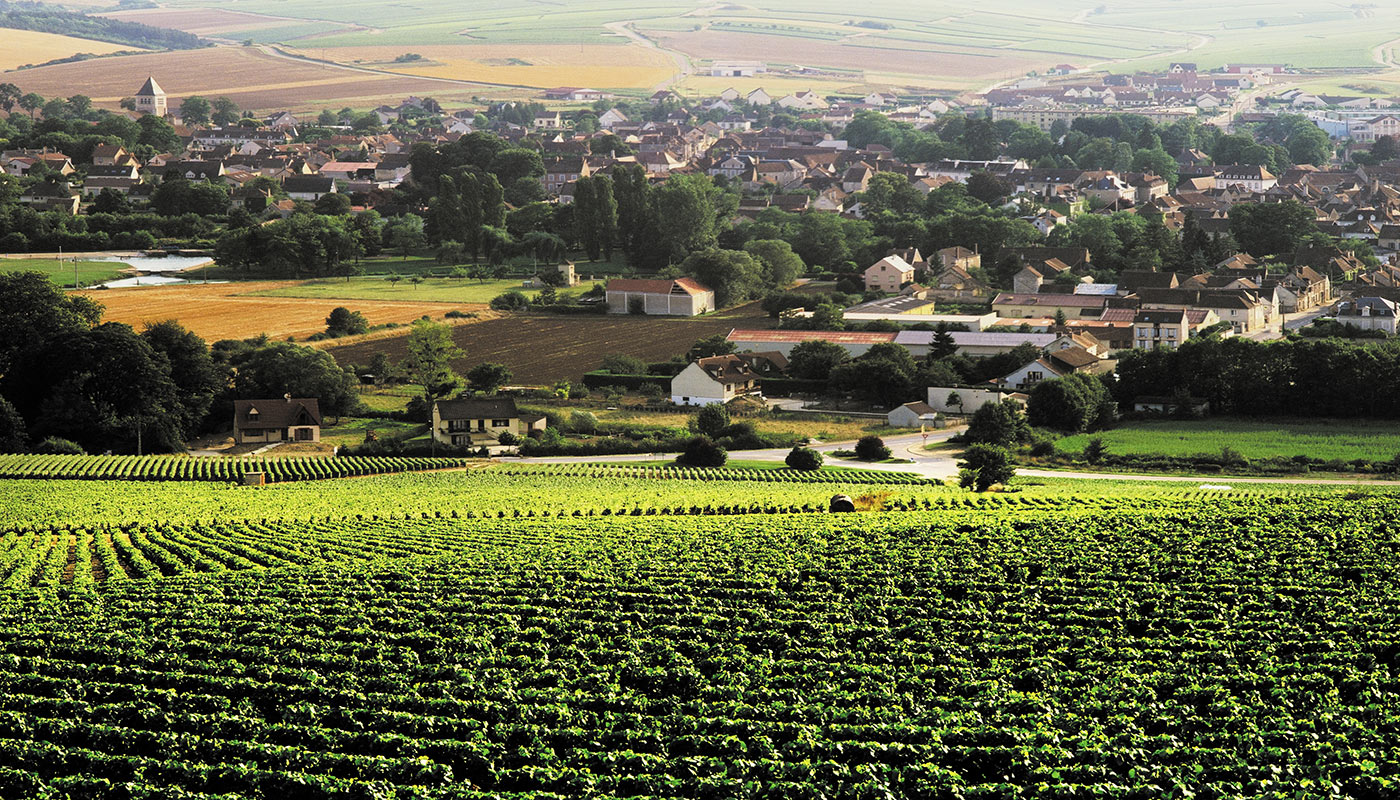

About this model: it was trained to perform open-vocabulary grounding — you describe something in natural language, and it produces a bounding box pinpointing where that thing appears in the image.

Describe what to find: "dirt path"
[255,44,530,90]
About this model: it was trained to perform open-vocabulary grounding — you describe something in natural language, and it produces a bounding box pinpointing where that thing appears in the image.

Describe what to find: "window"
[1166,328,1176,338]
[247,409,259,421]
[448,420,469,432]
[492,419,511,428]
[1027,371,1043,382]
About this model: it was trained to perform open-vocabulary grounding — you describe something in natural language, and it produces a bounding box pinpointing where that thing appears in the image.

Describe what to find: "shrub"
[600,353,647,375]
[35,436,85,455]
[1029,438,1055,458]
[958,443,1015,492]
[854,435,891,461]
[489,291,530,311]
[569,411,598,435]
[965,400,1031,446]
[677,436,727,467]
[785,446,823,471]
[691,403,730,437]
[1083,436,1108,464]
[444,310,476,319]
[496,431,519,446]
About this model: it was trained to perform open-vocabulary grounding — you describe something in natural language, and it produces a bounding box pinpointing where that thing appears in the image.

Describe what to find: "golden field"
[299,43,675,89]
[0,29,131,71]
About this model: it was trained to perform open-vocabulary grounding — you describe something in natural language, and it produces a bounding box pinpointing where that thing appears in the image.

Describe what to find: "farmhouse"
[710,61,766,77]
[887,401,940,428]
[433,397,528,451]
[604,278,714,316]
[282,176,336,202]
[232,398,321,445]
[670,353,780,406]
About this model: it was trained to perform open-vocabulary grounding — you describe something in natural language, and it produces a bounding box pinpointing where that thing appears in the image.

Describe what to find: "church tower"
[134,76,166,116]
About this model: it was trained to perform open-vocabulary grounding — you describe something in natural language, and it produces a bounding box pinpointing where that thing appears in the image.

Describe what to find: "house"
[19,180,80,214]
[863,255,915,292]
[1214,165,1277,192]
[746,88,772,106]
[598,108,629,128]
[998,357,1068,390]
[670,353,773,406]
[887,401,940,428]
[232,397,321,445]
[936,246,980,272]
[282,175,336,201]
[1336,296,1399,334]
[134,76,166,117]
[1133,309,1190,349]
[710,61,765,77]
[91,144,135,167]
[992,292,1112,320]
[605,278,715,316]
[432,397,533,452]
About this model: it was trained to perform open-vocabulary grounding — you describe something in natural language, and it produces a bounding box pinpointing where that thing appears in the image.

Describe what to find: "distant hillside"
[0,0,207,51]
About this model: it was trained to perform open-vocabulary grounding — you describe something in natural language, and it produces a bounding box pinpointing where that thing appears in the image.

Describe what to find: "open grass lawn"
[1056,418,1400,463]
[1,258,129,288]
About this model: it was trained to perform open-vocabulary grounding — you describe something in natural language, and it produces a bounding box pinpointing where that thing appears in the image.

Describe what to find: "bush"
[444,310,476,319]
[854,435,891,461]
[964,400,1031,447]
[1083,436,1107,464]
[569,411,598,435]
[600,353,647,375]
[691,403,730,437]
[958,443,1015,492]
[785,446,823,471]
[1029,437,1055,458]
[677,435,727,467]
[497,431,519,446]
[489,291,530,311]
[35,436,84,455]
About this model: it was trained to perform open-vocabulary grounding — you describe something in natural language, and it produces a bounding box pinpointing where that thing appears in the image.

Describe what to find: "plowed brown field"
[81,281,494,343]
[324,306,774,384]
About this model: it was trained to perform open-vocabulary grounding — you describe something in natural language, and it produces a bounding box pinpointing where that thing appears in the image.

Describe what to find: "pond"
[90,253,215,287]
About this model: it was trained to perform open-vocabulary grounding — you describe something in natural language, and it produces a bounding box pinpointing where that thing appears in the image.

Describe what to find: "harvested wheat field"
[303,43,675,89]
[0,29,134,71]
[81,281,495,343]
[6,46,478,112]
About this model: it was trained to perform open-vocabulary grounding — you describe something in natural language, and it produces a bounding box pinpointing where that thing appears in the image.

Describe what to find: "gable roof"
[435,397,519,420]
[233,398,321,430]
[606,277,712,296]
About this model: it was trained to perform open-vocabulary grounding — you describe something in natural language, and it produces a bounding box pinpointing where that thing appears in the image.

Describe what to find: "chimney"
[284,393,292,402]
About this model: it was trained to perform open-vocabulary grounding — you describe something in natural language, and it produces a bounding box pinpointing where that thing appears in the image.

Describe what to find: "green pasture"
[1055,418,1400,463]
[0,258,128,288]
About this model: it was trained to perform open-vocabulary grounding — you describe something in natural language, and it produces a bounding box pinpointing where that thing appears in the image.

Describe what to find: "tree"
[958,443,1015,491]
[1027,373,1112,433]
[139,320,222,443]
[678,435,727,467]
[368,352,394,385]
[229,342,361,418]
[17,93,42,119]
[466,362,512,394]
[687,334,735,361]
[0,396,29,453]
[788,340,850,381]
[325,307,369,337]
[945,391,964,415]
[137,114,181,152]
[691,403,730,437]
[929,326,958,360]
[742,239,804,288]
[179,96,211,127]
[966,171,1012,205]
[964,400,1030,446]
[210,96,240,126]
[572,175,618,261]
[402,319,464,404]
[679,248,763,307]
[1229,200,1317,257]
[785,446,823,470]
[314,193,353,216]
[855,435,891,461]
[1372,135,1400,162]
[1131,147,1178,186]
[1083,436,1107,464]
[650,174,726,265]
[1286,122,1331,166]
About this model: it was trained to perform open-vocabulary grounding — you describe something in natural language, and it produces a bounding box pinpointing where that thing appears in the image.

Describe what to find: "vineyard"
[0,453,472,483]
[0,492,1393,796]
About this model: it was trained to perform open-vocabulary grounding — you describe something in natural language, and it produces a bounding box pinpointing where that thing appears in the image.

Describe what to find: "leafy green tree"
[1286,123,1331,166]
[1027,373,1115,433]
[572,175,618,261]
[210,96,240,126]
[139,320,222,441]
[0,396,27,453]
[678,435,727,467]
[230,341,361,418]
[964,400,1030,446]
[402,319,464,404]
[466,362,512,395]
[742,239,804,288]
[1229,200,1317,257]
[179,96,211,127]
[679,248,763,307]
[958,443,1015,491]
[788,340,850,381]
[325,307,368,337]
[314,193,353,216]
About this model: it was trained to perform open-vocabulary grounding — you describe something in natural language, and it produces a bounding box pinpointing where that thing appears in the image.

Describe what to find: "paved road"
[508,423,1400,487]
